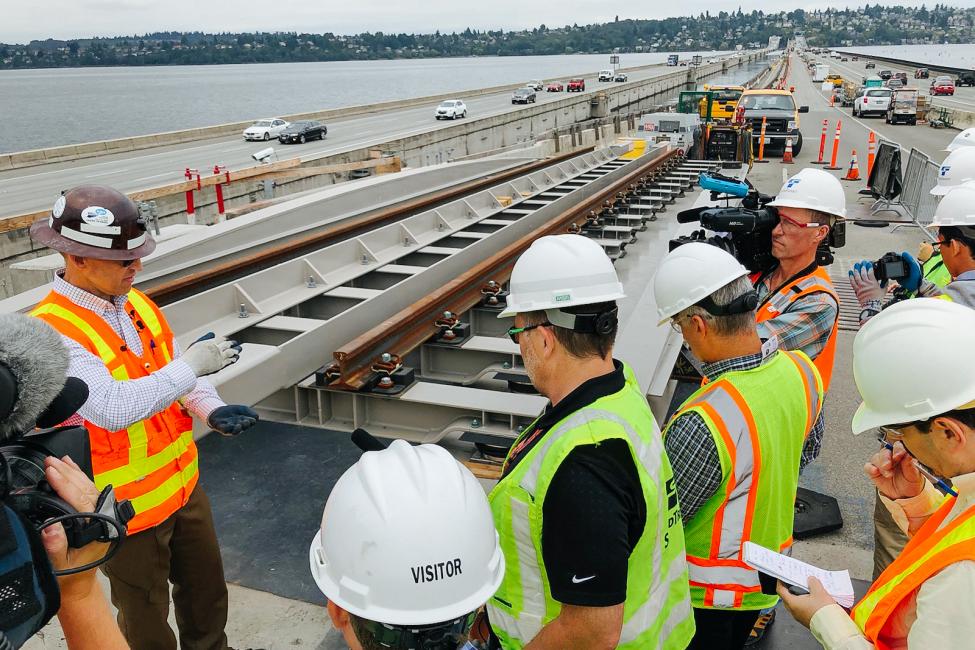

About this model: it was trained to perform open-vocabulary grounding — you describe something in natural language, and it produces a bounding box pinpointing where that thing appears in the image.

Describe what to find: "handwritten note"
[743,541,855,607]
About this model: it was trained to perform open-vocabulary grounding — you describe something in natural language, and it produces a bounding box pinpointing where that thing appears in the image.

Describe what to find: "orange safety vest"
[755,266,839,392]
[31,288,198,535]
[851,497,975,649]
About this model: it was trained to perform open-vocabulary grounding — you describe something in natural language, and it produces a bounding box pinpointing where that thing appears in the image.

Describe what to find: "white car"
[598,69,614,82]
[243,118,289,141]
[853,88,893,118]
[435,100,467,120]
[527,80,544,91]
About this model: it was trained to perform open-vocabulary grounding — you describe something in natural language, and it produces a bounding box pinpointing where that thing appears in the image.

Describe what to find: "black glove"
[207,405,259,437]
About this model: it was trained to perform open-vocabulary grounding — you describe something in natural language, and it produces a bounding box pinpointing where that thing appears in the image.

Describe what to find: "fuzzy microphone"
[0,313,88,440]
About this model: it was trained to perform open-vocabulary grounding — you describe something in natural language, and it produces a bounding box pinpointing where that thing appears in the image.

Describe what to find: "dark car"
[511,87,537,104]
[278,120,327,144]
[958,71,975,87]
[915,67,930,79]
[865,62,876,69]
[879,69,893,80]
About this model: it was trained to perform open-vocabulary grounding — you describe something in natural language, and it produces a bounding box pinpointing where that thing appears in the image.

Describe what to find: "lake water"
[0,50,738,153]
[840,44,975,69]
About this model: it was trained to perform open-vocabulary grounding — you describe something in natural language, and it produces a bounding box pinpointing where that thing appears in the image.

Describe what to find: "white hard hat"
[768,168,847,219]
[944,127,975,152]
[851,299,975,434]
[308,440,504,625]
[930,183,975,227]
[499,234,625,318]
[930,147,975,196]
[652,243,750,325]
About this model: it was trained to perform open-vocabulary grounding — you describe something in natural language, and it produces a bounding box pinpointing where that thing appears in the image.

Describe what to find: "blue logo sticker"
[785,178,802,189]
[940,165,951,177]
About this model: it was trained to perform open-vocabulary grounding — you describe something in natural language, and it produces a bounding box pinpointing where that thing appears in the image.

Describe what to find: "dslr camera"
[670,173,846,274]
[872,251,911,284]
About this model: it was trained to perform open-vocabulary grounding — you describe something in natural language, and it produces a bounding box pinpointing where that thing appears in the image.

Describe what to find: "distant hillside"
[2,5,973,69]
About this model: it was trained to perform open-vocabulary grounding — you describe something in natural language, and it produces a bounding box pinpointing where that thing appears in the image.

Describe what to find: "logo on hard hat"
[785,178,802,189]
[80,206,115,226]
[554,293,571,302]
[52,196,66,219]
[940,165,951,177]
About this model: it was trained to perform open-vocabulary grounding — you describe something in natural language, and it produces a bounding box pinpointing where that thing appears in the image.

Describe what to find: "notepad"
[742,541,855,608]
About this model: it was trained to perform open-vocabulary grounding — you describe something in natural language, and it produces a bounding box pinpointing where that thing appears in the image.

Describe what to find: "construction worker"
[309,439,504,650]
[851,183,975,324]
[653,243,824,650]
[28,185,258,650]
[779,299,975,648]
[486,234,694,649]
[917,241,951,288]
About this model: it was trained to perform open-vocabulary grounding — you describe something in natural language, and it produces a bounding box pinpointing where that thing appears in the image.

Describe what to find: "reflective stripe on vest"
[31,289,198,534]
[756,266,839,392]
[851,498,975,648]
[667,350,823,610]
[487,365,695,649]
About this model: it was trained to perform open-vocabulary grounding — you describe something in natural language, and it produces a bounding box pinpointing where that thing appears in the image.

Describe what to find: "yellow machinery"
[700,85,745,120]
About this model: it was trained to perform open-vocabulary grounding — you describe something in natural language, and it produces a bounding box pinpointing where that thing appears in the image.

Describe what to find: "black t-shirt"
[502,360,647,607]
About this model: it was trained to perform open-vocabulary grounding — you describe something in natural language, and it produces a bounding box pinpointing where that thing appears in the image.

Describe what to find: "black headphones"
[697,290,759,316]
[547,306,619,335]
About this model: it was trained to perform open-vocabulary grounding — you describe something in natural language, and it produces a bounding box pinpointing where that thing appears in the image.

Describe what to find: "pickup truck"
[567,78,586,92]
[598,70,614,82]
[735,89,809,154]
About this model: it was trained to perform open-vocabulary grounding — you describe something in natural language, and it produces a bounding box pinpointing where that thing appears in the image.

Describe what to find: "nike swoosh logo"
[571,575,596,584]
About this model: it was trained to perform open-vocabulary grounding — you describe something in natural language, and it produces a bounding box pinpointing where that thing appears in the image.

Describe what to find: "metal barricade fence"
[894,147,940,236]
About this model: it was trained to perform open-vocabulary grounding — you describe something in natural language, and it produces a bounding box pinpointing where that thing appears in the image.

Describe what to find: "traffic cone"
[842,149,861,181]
[782,138,795,164]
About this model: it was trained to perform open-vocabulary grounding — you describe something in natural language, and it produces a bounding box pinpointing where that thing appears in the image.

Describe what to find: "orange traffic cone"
[782,138,795,164]
[843,149,861,181]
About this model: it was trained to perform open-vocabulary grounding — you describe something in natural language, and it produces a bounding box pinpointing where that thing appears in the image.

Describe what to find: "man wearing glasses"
[28,185,257,650]
[485,234,694,650]
[850,183,975,324]
[653,243,824,650]
[778,299,975,649]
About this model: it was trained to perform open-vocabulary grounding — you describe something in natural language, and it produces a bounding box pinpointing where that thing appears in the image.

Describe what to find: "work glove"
[182,331,241,377]
[848,261,886,306]
[897,251,922,292]
[917,241,935,263]
[207,405,259,437]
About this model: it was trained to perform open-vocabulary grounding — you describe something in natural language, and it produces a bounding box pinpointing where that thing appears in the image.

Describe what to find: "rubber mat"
[198,421,362,604]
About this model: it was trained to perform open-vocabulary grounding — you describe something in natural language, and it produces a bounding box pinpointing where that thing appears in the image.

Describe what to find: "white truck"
[598,69,614,82]
[812,64,829,83]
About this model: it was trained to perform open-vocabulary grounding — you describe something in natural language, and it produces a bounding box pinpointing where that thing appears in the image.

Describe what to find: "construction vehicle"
[886,88,918,125]
[700,85,744,120]
[825,74,844,88]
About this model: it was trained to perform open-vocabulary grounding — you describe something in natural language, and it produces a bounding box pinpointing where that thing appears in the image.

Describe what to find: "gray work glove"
[182,332,241,377]
[848,261,886,307]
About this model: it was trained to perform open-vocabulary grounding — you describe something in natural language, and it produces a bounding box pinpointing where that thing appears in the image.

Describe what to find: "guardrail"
[833,50,973,77]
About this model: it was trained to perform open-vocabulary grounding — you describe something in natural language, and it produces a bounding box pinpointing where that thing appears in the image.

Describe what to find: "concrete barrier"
[2,54,766,170]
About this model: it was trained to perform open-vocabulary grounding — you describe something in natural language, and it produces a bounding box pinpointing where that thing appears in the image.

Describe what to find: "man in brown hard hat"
[29,185,258,650]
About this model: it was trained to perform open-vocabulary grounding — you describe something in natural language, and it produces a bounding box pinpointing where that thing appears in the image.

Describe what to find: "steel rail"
[328,148,679,390]
[144,148,595,305]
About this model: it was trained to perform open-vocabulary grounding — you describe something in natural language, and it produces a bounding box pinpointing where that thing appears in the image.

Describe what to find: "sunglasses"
[117,259,137,268]
[506,321,551,343]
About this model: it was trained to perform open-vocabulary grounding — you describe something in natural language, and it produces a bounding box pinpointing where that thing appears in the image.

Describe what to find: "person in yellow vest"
[779,298,975,648]
[916,242,951,288]
[653,243,824,650]
[485,234,694,650]
[28,185,258,650]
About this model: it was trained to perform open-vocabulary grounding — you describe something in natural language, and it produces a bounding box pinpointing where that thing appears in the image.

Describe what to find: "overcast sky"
[4,0,973,44]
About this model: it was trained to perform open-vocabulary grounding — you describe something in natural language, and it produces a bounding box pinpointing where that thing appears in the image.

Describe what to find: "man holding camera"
[28,185,258,650]
[778,299,975,649]
[851,183,975,324]
[486,235,694,650]
[653,244,824,650]
[754,168,845,394]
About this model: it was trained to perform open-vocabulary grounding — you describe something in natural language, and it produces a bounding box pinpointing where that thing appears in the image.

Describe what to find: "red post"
[215,183,225,217]
[813,120,828,165]
[825,120,843,170]
[185,190,195,225]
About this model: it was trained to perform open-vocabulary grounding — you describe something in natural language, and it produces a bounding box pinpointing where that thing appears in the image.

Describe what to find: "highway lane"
[806,52,975,112]
[0,60,760,219]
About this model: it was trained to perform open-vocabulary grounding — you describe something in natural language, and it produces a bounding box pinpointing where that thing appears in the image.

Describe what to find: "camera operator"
[755,168,844,394]
[851,184,975,325]
[0,312,127,649]
[28,184,257,649]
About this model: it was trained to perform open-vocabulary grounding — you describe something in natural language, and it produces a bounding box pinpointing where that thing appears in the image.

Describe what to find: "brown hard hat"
[30,185,156,261]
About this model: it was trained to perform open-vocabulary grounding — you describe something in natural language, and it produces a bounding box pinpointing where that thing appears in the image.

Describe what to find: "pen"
[880,441,958,497]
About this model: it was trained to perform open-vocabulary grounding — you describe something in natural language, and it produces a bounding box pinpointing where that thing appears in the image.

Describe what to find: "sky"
[4,0,974,44]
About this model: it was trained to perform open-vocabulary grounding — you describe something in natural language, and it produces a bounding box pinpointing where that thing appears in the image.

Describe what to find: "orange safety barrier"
[755,116,769,164]
[842,149,861,181]
[782,138,795,164]
[867,131,877,178]
[813,120,829,165]
[825,120,843,170]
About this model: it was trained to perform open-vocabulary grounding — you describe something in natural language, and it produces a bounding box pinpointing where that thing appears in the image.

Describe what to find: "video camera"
[670,173,846,274]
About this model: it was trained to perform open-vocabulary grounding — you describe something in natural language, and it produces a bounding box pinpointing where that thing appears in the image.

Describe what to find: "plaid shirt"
[754,275,838,362]
[664,350,825,522]
[49,272,224,431]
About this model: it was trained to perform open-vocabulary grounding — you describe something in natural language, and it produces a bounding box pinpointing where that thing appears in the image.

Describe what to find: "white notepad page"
[743,541,855,607]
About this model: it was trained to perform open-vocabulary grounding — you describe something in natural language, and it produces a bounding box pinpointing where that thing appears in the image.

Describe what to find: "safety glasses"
[777,212,824,231]
[117,259,137,268]
[506,321,551,343]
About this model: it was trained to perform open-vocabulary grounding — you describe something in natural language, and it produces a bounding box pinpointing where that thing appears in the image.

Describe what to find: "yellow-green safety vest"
[666,350,823,611]
[487,364,695,649]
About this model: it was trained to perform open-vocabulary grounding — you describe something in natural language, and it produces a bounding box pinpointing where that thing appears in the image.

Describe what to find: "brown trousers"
[103,486,230,650]
[873,492,909,580]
